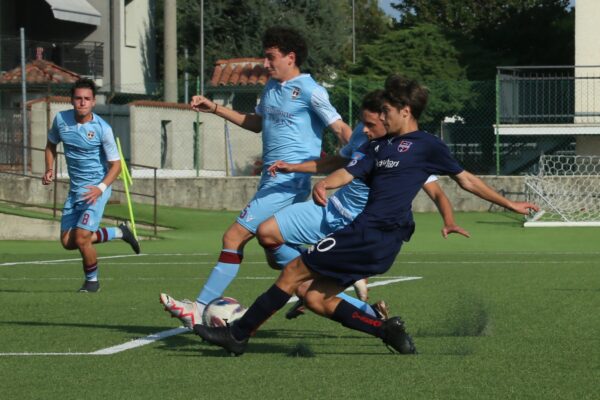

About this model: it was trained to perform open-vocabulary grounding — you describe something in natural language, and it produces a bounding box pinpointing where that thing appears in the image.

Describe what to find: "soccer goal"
[524,154,600,227]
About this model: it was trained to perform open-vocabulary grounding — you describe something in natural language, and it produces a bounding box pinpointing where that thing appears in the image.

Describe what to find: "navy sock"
[330,300,384,338]
[232,284,291,341]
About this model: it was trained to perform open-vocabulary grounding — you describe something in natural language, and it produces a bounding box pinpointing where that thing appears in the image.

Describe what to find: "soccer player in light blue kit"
[257,90,469,319]
[42,78,140,293]
[160,27,352,327]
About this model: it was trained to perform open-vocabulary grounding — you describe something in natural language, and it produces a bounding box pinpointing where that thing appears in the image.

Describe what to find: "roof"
[0,59,80,85]
[210,58,269,86]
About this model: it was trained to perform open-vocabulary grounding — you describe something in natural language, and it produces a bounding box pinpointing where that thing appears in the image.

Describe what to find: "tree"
[391,0,574,79]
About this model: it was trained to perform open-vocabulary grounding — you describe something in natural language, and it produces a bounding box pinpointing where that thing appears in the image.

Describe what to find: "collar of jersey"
[277,73,310,86]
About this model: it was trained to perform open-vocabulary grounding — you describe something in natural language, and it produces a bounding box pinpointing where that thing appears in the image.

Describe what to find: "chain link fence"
[1,75,589,179]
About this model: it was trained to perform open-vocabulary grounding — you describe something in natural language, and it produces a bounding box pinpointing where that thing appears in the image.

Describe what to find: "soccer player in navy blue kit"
[42,78,140,293]
[194,75,539,355]
[159,27,351,327]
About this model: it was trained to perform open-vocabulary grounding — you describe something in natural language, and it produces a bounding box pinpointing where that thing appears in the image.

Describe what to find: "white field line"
[0,253,210,267]
[0,277,420,357]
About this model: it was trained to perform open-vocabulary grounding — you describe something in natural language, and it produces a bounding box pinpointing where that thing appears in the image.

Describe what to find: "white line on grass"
[0,253,210,267]
[0,277,420,356]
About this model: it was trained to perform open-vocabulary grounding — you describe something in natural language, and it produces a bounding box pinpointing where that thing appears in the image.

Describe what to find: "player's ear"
[287,51,296,67]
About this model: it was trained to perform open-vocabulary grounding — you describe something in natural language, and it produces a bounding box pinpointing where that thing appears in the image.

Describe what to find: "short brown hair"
[383,75,428,120]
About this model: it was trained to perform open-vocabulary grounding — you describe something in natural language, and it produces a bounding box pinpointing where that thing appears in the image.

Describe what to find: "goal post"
[524,155,600,227]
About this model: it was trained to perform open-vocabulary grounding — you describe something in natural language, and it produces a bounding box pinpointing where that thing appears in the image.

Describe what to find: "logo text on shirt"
[376,159,399,168]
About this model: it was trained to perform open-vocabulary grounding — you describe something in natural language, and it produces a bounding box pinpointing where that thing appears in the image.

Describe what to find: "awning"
[44,0,101,26]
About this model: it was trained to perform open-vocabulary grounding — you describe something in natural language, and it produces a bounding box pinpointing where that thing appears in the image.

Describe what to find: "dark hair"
[262,26,308,67]
[382,75,428,120]
[360,89,384,114]
[71,78,97,98]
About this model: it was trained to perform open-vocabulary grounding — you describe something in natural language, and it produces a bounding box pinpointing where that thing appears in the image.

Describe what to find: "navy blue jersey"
[345,131,463,228]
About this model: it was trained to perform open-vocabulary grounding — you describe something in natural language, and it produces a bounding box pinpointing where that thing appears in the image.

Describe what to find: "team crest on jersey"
[87,131,95,140]
[398,140,413,153]
[291,87,301,99]
[374,144,380,152]
[348,151,365,167]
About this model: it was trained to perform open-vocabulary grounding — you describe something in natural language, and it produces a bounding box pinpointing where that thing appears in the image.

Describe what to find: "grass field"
[0,206,598,399]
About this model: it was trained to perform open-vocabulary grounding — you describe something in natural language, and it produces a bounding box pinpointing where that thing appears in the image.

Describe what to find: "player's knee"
[74,233,92,249]
[256,222,281,249]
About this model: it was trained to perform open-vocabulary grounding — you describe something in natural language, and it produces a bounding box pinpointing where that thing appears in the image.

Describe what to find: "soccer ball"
[202,297,247,327]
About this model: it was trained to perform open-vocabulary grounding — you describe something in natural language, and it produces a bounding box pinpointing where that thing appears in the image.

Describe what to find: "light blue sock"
[271,244,302,268]
[336,292,376,317]
[196,249,242,305]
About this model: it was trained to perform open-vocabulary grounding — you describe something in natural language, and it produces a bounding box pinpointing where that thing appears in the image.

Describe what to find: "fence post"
[495,72,501,175]
[20,27,28,175]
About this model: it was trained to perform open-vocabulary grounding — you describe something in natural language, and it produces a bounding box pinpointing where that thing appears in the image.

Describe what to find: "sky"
[377,0,575,21]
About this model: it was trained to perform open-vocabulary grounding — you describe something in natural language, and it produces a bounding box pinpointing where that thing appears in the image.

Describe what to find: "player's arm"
[312,168,354,206]
[422,180,470,239]
[190,95,262,133]
[450,170,539,215]
[328,119,352,144]
[42,140,57,185]
[268,155,348,176]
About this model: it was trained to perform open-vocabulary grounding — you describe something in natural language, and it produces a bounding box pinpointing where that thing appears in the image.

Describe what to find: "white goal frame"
[524,154,600,227]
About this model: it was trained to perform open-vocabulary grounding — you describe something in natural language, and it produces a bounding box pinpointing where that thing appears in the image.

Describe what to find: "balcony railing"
[497,65,600,125]
[0,36,103,80]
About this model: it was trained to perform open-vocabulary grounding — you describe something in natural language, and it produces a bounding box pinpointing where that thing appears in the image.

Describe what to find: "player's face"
[263,47,296,81]
[71,88,96,122]
[361,110,387,140]
[380,101,410,135]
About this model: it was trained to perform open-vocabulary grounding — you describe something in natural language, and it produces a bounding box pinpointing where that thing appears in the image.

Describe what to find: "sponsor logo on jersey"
[291,87,301,99]
[87,131,95,139]
[376,159,400,168]
[398,140,413,153]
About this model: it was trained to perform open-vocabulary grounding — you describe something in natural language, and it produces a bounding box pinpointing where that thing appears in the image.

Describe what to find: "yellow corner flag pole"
[116,138,137,239]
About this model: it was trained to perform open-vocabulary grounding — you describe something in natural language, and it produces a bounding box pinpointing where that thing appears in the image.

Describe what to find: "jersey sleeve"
[310,86,342,127]
[344,141,374,180]
[47,115,61,144]
[101,125,121,162]
[338,124,364,159]
[427,139,464,176]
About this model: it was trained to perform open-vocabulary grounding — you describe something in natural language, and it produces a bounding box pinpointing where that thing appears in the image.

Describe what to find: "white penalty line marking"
[0,277,420,357]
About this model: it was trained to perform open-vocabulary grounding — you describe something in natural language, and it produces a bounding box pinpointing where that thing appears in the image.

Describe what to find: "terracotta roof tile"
[210,57,268,86]
[0,60,80,84]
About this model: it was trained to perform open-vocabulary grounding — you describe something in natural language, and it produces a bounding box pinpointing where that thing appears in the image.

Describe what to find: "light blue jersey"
[48,110,120,195]
[237,74,342,234]
[256,74,341,167]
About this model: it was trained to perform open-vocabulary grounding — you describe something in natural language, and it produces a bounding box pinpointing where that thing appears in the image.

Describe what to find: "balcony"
[0,36,103,80]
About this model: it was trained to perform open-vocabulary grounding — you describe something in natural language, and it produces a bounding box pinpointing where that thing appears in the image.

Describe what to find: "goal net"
[524,155,600,227]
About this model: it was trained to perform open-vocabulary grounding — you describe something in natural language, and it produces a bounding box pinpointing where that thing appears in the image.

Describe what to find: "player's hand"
[42,169,54,185]
[312,180,328,206]
[509,201,540,215]
[268,160,296,176]
[442,224,470,239]
[190,95,216,113]
[81,185,102,205]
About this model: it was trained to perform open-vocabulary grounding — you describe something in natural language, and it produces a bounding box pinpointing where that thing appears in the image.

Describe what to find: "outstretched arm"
[328,119,352,144]
[190,95,262,133]
[451,171,539,215]
[422,181,470,239]
[268,155,348,176]
[312,168,355,206]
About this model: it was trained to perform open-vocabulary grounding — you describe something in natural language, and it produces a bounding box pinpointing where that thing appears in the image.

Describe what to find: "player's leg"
[256,217,301,270]
[92,223,140,254]
[160,175,311,328]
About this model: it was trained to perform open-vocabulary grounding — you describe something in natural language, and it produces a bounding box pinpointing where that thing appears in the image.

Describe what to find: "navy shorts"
[301,218,415,287]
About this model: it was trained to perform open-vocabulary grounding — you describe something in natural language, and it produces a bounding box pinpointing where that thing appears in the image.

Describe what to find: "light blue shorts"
[236,172,311,234]
[274,200,353,246]
[61,187,112,233]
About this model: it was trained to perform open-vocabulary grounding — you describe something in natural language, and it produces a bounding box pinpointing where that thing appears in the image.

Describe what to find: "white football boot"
[159,293,203,329]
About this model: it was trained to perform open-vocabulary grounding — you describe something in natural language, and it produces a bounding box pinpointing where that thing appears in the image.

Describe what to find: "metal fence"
[2,73,599,178]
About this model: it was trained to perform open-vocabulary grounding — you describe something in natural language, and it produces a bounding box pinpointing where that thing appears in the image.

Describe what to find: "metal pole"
[20,27,28,175]
[200,0,204,95]
[153,167,157,236]
[495,72,501,175]
[184,47,189,104]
